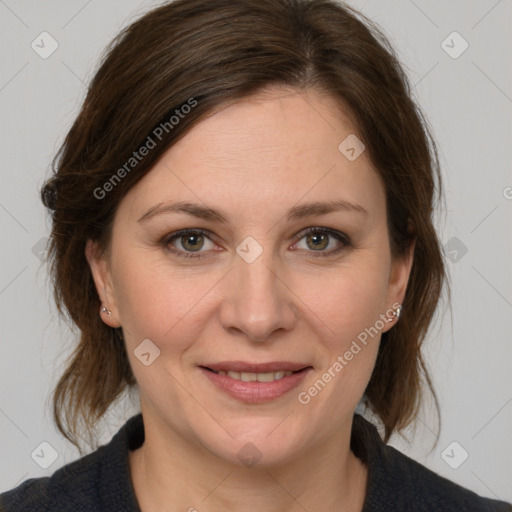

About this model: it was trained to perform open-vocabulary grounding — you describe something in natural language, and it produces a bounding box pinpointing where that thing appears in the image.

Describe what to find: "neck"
[129,412,368,512]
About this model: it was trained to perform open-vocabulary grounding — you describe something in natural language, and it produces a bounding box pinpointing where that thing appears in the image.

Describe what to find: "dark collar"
[110,412,510,512]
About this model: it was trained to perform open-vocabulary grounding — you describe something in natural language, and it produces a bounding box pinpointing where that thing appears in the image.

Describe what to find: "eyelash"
[161,227,351,260]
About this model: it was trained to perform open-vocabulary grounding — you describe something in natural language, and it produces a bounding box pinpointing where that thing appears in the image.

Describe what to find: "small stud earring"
[101,306,112,317]
[386,305,402,322]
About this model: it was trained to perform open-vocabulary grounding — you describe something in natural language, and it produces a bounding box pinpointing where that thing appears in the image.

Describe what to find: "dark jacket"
[1,413,510,511]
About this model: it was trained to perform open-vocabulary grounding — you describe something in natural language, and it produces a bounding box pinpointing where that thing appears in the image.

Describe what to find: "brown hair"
[41,0,446,452]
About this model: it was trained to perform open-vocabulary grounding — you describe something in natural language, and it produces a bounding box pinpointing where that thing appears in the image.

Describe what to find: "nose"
[218,249,296,342]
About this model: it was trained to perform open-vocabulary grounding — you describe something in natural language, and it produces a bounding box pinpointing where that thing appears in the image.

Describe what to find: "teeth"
[215,370,294,381]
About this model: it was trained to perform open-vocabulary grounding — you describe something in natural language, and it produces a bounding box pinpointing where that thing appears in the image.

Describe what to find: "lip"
[202,361,310,373]
[199,366,312,403]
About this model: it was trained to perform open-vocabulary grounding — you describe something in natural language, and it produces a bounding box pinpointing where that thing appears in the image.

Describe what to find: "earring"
[386,305,402,322]
[101,306,112,317]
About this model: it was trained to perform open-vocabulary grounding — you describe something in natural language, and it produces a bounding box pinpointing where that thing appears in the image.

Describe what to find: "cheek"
[295,254,390,404]
[294,271,388,413]
[304,258,390,342]
[111,251,221,349]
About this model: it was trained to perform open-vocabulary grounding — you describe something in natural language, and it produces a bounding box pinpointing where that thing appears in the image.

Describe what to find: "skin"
[86,87,414,512]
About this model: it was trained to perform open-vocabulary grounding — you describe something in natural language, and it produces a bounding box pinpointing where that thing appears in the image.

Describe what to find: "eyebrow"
[137,199,368,224]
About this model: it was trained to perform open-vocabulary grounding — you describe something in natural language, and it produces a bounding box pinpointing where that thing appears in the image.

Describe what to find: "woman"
[1,0,510,510]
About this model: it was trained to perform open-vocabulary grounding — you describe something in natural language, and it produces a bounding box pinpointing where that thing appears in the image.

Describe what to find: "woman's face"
[87,87,412,467]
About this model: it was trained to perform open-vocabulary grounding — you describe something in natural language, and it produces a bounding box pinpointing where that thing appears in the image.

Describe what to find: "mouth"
[198,362,312,403]
[200,361,311,381]
[200,366,309,383]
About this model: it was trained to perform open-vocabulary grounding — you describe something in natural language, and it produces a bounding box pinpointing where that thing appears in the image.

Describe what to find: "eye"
[163,229,216,258]
[162,227,350,260]
[293,227,350,258]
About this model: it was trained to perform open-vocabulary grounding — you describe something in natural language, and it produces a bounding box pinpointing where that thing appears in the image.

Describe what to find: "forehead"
[174,88,358,168]
[119,88,385,223]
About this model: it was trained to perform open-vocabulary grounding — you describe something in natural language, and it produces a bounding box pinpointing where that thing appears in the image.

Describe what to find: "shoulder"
[372,442,511,511]
[0,447,107,511]
[352,414,512,512]
[0,414,144,512]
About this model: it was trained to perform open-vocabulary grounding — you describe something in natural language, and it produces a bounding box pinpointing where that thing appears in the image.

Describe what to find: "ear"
[85,239,121,328]
[381,239,415,333]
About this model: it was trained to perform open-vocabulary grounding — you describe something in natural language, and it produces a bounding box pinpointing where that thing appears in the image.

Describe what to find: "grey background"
[1,0,511,502]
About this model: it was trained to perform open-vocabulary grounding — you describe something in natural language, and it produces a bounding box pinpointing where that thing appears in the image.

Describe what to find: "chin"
[196,422,303,469]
